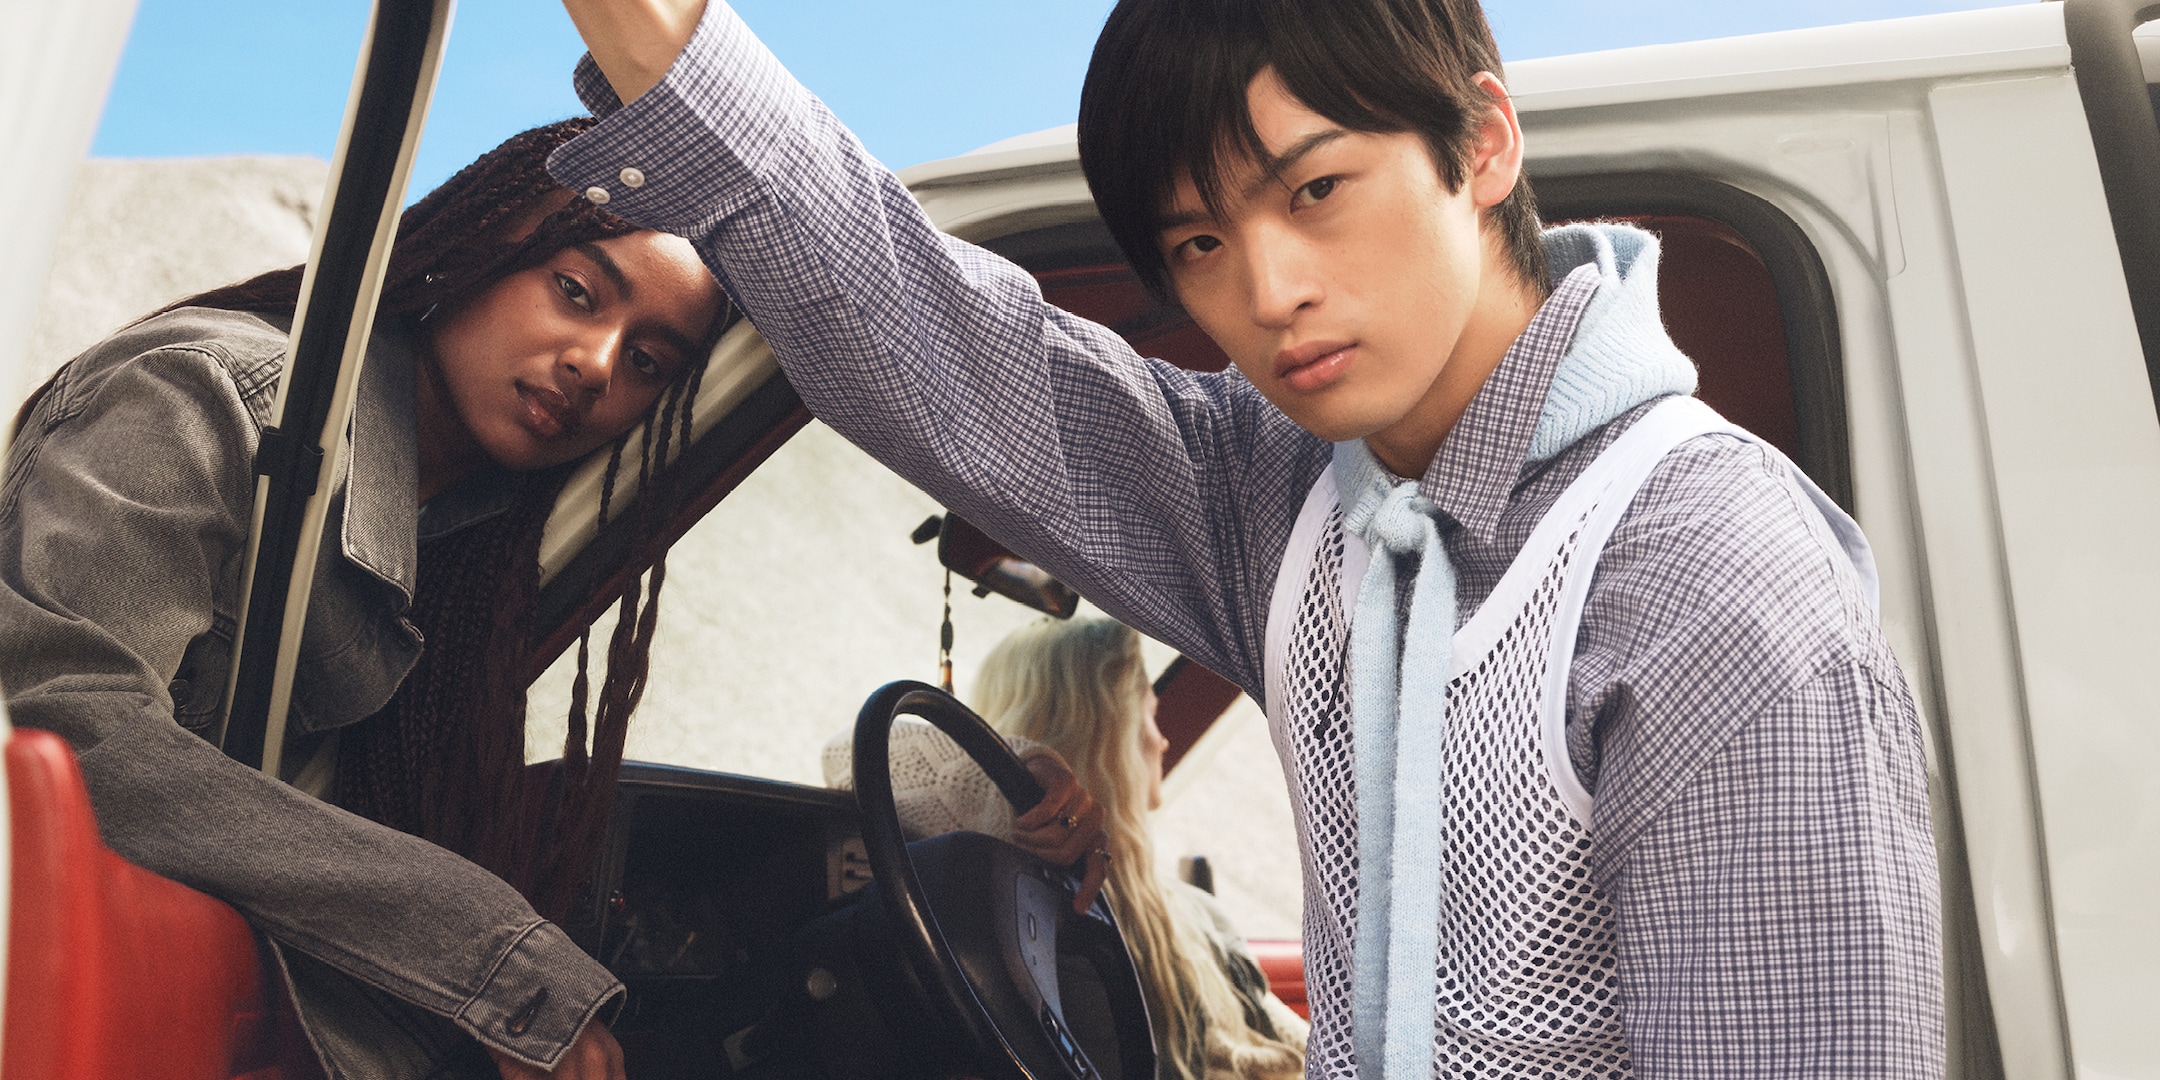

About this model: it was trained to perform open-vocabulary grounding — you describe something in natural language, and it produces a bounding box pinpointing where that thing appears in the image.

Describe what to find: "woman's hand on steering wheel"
[487,1020,625,1080]
[1009,751,1111,914]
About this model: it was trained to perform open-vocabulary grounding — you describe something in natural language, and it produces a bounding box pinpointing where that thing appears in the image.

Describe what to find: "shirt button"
[583,185,611,205]
[618,166,645,189]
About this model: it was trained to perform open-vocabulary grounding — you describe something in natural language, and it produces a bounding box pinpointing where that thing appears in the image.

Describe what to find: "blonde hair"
[974,618,1305,1080]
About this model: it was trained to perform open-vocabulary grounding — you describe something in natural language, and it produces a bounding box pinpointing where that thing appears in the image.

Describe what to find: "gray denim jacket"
[0,307,620,1074]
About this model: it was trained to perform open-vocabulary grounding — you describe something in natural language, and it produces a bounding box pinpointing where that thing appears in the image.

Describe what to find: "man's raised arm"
[546,0,1327,697]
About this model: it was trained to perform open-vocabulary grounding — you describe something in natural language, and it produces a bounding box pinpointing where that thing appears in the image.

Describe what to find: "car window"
[526,410,1308,940]
[1608,214,1803,458]
[1149,693,1304,939]
[528,418,1058,786]
[1532,175,1854,508]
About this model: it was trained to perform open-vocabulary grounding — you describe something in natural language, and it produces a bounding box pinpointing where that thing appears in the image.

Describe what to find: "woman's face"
[1140,685,1168,812]
[423,230,726,473]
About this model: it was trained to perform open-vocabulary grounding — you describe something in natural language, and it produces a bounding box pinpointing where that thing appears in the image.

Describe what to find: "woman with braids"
[826,617,1308,1080]
[0,119,705,1080]
[0,120,1106,1080]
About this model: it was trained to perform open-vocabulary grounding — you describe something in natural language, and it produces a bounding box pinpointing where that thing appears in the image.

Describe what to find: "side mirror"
[1177,854,1215,895]
[911,513,1080,619]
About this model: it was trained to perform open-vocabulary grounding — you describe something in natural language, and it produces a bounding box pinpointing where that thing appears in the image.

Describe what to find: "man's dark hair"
[1078,0,1548,301]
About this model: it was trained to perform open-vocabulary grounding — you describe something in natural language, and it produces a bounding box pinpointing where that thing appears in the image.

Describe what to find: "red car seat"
[4,728,311,1080]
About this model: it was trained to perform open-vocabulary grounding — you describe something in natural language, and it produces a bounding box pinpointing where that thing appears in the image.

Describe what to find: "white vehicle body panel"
[905,6,2160,1078]
[0,0,140,438]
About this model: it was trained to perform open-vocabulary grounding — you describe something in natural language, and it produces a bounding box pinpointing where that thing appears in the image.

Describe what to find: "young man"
[554,0,1944,1077]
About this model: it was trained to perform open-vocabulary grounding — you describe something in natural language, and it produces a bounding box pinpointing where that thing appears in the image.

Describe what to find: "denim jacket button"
[167,677,192,706]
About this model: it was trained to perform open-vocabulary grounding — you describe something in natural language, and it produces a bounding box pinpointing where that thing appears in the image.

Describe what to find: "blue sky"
[94,0,2026,195]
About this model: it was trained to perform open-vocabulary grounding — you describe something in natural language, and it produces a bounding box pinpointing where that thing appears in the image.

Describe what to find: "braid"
[336,465,571,890]
[337,361,709,921]
[527,370,695,917]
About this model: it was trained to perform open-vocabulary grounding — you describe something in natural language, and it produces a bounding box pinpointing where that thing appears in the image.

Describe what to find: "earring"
[417,271,447,323]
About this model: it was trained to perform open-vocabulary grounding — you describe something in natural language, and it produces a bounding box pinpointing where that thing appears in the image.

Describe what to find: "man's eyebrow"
[1157,207,1212,231]
[1243,129,1348,200]
[572,241,633,301]
[1157,128,1354,234]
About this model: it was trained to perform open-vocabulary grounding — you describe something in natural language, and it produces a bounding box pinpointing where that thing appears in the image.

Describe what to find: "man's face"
[1157,68,1527,466]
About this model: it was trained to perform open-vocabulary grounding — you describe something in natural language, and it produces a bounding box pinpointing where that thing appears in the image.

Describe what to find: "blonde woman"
[977,617,1307,1080]
[823,616,1306,1079]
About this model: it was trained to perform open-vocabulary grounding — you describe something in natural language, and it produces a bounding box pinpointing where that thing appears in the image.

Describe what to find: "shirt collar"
[1417,262,1601,542]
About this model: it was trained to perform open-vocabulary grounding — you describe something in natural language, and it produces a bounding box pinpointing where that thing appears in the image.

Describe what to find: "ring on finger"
[1057,813,1080,830]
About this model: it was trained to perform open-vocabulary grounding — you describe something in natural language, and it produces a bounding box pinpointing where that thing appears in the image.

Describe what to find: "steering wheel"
[852,680,1158,1080]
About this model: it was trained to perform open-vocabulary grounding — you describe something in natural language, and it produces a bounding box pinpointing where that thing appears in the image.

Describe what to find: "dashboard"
[564,763,873,1077]
[561,755,1147,1080]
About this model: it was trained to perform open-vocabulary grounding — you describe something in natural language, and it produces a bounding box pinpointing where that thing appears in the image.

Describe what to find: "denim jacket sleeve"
[544,2,1329,700]
[0,311,620,1071]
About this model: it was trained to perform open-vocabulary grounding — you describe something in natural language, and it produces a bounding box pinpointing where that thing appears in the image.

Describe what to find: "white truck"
[4,2,2157,1078]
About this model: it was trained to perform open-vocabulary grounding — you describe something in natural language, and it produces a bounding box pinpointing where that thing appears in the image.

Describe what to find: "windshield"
[524,413,1304,939]
[528,418,1060,785]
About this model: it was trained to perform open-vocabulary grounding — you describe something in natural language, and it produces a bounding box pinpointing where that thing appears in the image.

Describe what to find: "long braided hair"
[173,118,714,919]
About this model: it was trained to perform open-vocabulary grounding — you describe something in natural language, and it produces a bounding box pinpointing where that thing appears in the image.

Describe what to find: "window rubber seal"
[2060,0,2160,424]
[1534,171,1855,512]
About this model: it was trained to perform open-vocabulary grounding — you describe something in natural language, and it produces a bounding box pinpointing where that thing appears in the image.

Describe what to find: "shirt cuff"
[572,53,623,118]
[550,0,822,236]
[455,920,624,1069]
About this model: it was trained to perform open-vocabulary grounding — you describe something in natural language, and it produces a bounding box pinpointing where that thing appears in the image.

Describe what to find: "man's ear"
[1466,71,1526,212]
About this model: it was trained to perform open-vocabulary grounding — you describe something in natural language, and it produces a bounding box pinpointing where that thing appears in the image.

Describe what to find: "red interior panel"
[1613,214,1802,460]
[1246,939,1309,1019]
[1036,265,1233,374]
[1152,659,1245,774]
[5,728,312,1080]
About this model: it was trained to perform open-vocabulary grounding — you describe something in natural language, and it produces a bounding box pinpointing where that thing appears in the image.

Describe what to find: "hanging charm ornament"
[939,567,956,693]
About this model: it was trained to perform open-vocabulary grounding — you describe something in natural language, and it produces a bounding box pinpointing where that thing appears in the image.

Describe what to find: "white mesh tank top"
[1258,397,1874,1078]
